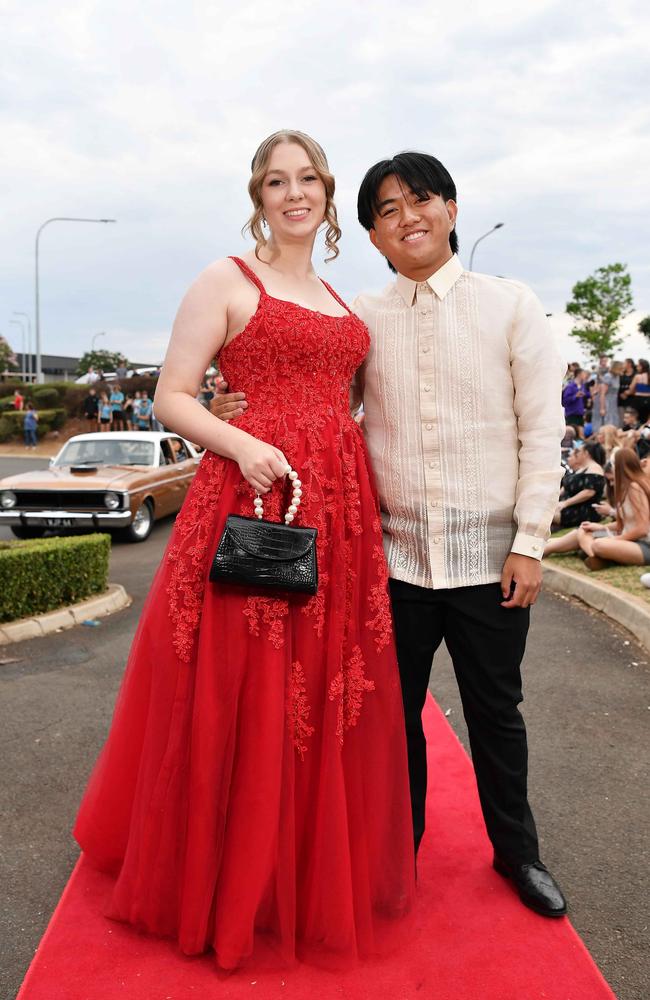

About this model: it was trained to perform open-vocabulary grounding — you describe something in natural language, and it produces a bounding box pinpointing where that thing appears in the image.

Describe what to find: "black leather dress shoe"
[493,856,567,917]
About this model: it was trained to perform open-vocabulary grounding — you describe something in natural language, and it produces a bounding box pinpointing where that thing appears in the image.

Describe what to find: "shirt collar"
[395,254,464,306]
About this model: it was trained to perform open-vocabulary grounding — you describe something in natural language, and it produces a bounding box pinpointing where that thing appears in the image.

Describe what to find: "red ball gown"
[74,257,416,970]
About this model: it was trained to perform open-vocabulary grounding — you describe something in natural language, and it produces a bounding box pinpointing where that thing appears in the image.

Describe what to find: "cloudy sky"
[3,0,649,367]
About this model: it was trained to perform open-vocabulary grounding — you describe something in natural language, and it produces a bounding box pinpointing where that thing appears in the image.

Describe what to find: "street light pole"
[12,311,32,381]
[469,223,505,271]
[35,217,116,384]
[9,318,26,381]
[91,331,106,352]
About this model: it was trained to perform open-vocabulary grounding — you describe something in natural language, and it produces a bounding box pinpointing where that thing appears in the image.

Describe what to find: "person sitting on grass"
[544,448,650,571]
[621,406,640,431]
[552,441,605,529]
[593,423,623,461]
[591,457,617,520]
[560,424,577,461]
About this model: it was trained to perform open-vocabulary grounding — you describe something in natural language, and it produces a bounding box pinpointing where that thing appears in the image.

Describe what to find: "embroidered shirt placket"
[416,283,444,585]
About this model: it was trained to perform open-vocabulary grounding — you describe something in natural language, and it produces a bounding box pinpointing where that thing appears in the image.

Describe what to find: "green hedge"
[0,416,13,442]
[0,408,67,441]
[0,533,111,623]
[33,387,60,408]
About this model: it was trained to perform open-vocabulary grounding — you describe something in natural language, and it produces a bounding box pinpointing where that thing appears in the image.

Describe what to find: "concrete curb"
[543,562,650,652]
[0,584,131,646]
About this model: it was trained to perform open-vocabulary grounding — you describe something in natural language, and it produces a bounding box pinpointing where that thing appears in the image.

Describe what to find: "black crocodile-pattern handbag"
[209,469,318,595]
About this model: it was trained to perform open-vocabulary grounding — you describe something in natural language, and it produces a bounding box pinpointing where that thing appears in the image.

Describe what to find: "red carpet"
[17,696,615,1000]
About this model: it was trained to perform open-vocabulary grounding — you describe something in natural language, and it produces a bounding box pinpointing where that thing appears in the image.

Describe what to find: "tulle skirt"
[74,433,416,970]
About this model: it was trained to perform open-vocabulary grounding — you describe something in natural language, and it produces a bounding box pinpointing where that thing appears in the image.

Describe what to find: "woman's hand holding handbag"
[210,467,318,595]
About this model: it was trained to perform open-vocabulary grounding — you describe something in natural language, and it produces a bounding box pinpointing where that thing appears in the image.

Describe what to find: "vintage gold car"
[0,432,202,542]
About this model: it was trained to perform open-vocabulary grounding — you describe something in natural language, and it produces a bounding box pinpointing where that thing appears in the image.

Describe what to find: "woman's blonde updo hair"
[244,129,341,262]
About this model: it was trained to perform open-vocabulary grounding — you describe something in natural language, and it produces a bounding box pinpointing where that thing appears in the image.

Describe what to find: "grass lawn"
[544,527,650,603]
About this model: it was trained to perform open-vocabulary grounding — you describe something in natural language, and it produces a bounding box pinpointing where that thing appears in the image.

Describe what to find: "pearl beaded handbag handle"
[253,467,303,526]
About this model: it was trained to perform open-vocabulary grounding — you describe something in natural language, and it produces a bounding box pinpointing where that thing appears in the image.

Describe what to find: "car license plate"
[45,517,74,527]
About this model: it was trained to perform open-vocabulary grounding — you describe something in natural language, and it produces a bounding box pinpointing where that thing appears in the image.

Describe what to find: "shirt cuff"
[510,531,546,561]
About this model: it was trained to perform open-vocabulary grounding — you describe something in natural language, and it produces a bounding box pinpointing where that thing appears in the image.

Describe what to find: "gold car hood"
[0,466,151,491]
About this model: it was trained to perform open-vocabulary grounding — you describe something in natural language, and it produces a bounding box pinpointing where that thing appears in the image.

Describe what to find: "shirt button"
[429,461,436,468]
[422,346,430,353]
[423,385,431,392]
[433,537,441,544]
[425,423,433,430]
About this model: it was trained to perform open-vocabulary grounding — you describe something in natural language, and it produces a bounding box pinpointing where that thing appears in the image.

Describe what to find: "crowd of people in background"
[15,365,217,451]
[82,386,157,432]
[562,355,650,437]
[552,355,650,575]
[81,372,227,434]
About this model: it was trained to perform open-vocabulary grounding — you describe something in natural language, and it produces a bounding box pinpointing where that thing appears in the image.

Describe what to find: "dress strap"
[319,279,352,315]
[229,256,267,295]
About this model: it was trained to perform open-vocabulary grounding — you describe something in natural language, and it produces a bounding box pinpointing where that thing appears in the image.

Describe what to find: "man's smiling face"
[369,174,457,280]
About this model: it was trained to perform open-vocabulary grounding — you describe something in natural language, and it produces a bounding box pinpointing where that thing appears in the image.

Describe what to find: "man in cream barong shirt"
[216,151,568,919]
[354,152,567,919]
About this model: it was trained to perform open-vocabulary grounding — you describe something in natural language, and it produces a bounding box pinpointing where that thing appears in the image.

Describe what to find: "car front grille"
[11,491,125,510]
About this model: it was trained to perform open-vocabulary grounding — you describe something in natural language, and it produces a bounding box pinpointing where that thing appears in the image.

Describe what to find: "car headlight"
[0,491,17,509]
[104,491,121,510]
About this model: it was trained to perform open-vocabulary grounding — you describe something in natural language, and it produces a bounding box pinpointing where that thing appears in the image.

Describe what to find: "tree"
[76,349,129,377]
[0,335,18,376]
[566,263,633,359]
[638,315,650,343]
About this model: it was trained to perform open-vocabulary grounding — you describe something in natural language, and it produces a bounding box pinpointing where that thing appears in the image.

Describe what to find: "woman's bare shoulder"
[193,256,242,290]
[177,257,245,312]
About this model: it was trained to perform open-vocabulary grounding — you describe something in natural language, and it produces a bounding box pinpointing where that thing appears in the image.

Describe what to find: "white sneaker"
[640,573,650,588]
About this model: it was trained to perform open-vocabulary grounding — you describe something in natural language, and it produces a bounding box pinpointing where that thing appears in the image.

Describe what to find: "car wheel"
[10,526,45,540]
[124,499,154,542]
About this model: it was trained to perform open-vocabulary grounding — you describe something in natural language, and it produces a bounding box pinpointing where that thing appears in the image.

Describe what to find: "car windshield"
[54,439,156,467]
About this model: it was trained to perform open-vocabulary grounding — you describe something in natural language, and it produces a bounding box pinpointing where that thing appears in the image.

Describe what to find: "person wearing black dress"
[552,442,605,529]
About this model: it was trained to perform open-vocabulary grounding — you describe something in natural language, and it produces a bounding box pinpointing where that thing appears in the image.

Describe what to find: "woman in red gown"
[74,130,415,970]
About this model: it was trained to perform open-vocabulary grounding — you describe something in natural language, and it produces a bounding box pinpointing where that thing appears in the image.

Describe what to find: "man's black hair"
[357,151,458,273]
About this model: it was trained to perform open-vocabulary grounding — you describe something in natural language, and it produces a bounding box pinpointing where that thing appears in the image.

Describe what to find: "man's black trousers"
[389,578,539,866]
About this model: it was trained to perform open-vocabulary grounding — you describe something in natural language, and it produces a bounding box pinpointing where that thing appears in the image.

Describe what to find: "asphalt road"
[1,458,648,1000]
